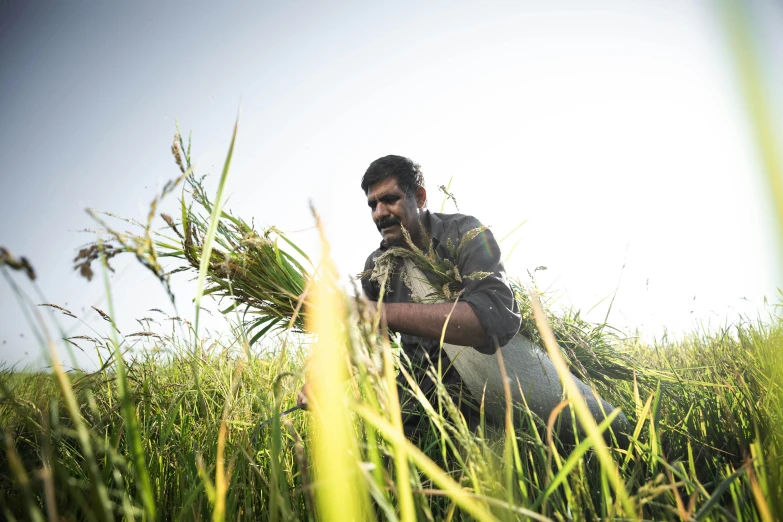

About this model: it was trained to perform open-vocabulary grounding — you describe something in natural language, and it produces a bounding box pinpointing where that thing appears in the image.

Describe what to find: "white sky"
[1,1,781,370]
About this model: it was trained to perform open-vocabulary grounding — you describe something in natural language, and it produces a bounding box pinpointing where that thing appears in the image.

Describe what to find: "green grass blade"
[528,290,636,518]
[353,403,499,522]
[277,231,314,267]
[536,408,622,508]
[693,463,750,521]
[99,244,156,521]
[194,114,239,337]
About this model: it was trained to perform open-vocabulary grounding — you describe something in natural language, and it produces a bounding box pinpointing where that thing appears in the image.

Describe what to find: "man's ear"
[416,186,427,209]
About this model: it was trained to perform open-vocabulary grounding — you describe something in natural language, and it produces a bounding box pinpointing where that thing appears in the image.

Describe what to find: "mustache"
[377,216,401,231]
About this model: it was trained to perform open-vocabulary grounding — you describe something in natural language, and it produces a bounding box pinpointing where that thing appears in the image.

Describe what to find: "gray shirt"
[361,210,521,388]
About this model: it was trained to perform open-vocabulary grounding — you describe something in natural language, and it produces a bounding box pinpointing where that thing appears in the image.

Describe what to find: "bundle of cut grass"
[174,174,312,341]
[76,131,313,344]
[512,281,669,391]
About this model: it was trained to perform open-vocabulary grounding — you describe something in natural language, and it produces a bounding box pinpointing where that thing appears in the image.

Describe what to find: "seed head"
[172,134,185,173]
[0,246,37,280]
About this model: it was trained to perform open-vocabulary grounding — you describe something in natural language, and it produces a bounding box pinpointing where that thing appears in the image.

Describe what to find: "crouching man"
[358,155,521,438]
[301,155,628,445]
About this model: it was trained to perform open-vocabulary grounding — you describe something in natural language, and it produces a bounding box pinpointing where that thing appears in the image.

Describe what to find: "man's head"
[361,155,428,248]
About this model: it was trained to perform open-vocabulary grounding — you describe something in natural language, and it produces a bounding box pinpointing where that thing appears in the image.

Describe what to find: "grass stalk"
[528,288,636,518]
[306,210,370,521]
[352,403,499,522]
[98,240,155,521]
[194,115,239,338]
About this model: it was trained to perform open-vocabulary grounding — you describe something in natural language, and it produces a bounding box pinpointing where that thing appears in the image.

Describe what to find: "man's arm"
[368,300,488,348]
[451,218,521,352]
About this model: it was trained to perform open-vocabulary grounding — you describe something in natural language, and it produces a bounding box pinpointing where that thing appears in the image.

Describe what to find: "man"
[357,155,521,437]
[300,155,628,444]
[297,155,520,437]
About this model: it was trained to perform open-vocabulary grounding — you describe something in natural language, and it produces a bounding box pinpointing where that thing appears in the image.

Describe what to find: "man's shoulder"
[432,211,501,263]
[432,211,485,238]
[433,210,482,223]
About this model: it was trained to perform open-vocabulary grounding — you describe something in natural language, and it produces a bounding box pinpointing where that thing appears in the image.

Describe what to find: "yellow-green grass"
[1,279,781,520]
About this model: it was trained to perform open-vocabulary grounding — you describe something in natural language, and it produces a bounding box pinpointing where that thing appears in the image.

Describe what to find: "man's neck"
[408,209,431,251]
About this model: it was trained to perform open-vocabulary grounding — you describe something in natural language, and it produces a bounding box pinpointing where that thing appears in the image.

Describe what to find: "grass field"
[1,282,782,521]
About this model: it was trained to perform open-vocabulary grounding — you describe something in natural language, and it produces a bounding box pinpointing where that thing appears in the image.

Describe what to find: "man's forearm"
[379,301,489,348]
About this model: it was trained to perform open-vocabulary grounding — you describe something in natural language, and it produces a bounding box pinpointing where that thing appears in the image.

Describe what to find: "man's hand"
[361,298,381,322]
[297,382,310,410]
[352,295,380,323]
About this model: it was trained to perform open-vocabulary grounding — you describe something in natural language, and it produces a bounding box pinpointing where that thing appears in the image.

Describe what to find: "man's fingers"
[297,383,310,409]
[350,294,377,317]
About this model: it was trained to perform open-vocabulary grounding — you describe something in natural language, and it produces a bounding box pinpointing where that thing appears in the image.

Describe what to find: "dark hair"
[361,155,425,196]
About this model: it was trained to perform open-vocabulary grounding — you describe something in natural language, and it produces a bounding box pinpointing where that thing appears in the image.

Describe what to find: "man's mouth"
[377,217,400,232]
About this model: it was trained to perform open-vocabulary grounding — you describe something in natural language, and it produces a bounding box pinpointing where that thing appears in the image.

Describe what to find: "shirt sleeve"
[455,218,521,353]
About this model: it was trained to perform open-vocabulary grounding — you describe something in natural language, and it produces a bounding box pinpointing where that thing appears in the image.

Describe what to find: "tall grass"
[1,297,781,520]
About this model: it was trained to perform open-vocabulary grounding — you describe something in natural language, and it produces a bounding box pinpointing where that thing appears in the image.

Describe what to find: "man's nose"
[373,202,390,221]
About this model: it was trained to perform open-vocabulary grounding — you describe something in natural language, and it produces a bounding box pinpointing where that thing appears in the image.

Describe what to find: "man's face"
[366,177,425,247]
